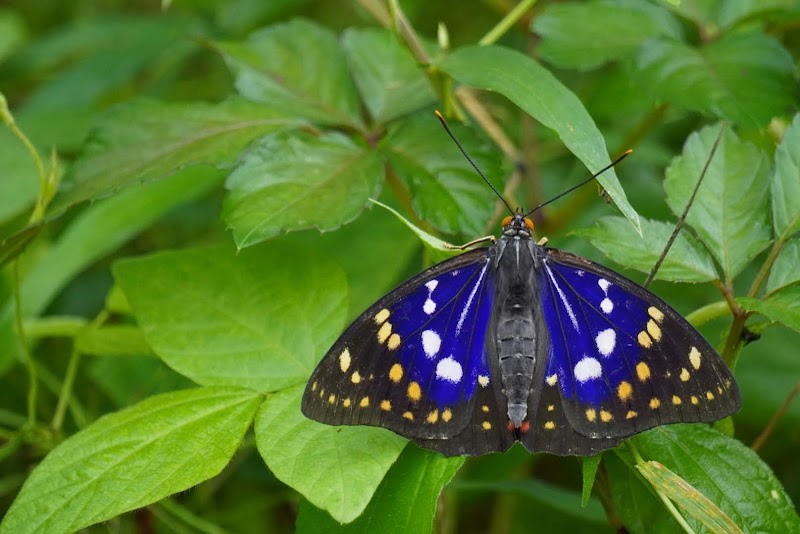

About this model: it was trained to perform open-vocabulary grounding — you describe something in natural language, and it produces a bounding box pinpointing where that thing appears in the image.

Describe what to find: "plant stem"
[479,0,538,45]
[684,301,730,327]
[51,347,81,432]
[13,262,37,427]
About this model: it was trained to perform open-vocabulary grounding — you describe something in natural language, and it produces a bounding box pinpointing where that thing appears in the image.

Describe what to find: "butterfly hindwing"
[532,248,741,446]
[302,247,510,451]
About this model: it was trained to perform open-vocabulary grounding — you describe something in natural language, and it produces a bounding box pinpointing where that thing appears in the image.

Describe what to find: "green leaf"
[255,384,406,524]
[631,424,800,533]
[0,165,222,376]
[0,124,46,224]
[214,19,363,129]
[717,0,798,28]
[0,387,262,533]
[574,215,719,283]
[738,284,800,333]
[51,98,294,215]
[0,9,26,63]
[438,44,641,235]
[222,130,383,248]
[342,27,435,125]
[636,33,796,130]
[582,455,602,508]
[772,113,800,240]
[767,239,800,293]
[637,460,742,534]
[664,125,771,282]
[369,199,459,257]
[113,243,347,391]
[75,325,151,356]
[382,112,504,237]
[296,445,463,532]
[533,0,681,70]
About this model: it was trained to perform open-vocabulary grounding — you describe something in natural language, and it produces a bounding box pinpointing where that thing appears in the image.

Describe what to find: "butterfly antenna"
[524,149,633,218]
[435,110,515,215]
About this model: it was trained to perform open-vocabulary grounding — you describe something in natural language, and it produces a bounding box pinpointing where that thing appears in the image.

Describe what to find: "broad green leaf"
[632,424,800,532]
[75,325,151,356]
[637,460,742,534]
[636,33,795,130]
[772,113,800,240]
[582,455,602,507]
[0,166,222,376]
[52,98,295,214]
[342,28,435,125]
[297,445,463,532]
[214,19,363,129]
[574,216,718,282]
[664,125,771,282]
[255,384,406,523]
[89,356,194,408]
[0,124,45,225]
[223,130,383,248]
[767,239,800,293]
[0,9,25,63]
[438,44,641,235]
[113,243,347,391]
[534,0,681,70]
[0,387,262,533]
[738,284,800,333]
[381,112,504,237]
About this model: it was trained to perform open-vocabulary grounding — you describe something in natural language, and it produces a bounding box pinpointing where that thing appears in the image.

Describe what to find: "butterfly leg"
[443,235,496,251]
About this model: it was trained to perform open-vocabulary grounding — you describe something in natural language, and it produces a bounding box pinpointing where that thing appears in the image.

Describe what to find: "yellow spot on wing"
[375,308,390,324]
[649,398,661,409]
[648,307,664,322]
[328,394,336,404]
[647,319,662,341]
[638,331,653,348]
[636,362,651,382]
[706,391,715,400]
[546,374,558,386]
[426,410,438,423]
[478,375,490,387]
[717,386,723,394]
[672,395,682,405]
[586,408,597,422]
[360,396,369,408]
[544,421,555,430]
[387,333,401,350]
[339,349,351,373]
[680,368,690,382]
[481,405,489,413]
[690,396,699,405]
[389,363,403,383]
[689,346,702,369]
[407,381,421,401]
[343,398,351,407]
[547,404,554,412]
[626,410,637,419]
[377,321,392,344]
[600,410,613,422]
[403,411,414,420]
[351,371,362,384]
[380,400,392,411]
[442,408,452,422]
[617,380,633,401]
[482,421,492,430]
[311,381,317,392]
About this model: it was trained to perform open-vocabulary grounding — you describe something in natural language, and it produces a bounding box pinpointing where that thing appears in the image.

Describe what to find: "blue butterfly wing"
[302,248,515,455]
[521,248,740,454]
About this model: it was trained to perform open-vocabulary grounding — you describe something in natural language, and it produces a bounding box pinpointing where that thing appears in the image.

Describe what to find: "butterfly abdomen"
[492,238,550,428]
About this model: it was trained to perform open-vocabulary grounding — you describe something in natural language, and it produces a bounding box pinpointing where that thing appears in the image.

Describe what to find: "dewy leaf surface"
[256,384,406,524]
[664,125,771,282]
[438,44,641,234]
[113,243,347,391]
[0,387,262,533]
[223,130,383,248]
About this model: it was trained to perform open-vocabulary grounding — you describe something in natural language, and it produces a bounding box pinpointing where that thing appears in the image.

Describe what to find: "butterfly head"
[501,211,534,238]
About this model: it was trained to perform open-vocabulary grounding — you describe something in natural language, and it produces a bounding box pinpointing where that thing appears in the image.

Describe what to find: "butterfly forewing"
[302,248,508,445]
[535,249,741,442]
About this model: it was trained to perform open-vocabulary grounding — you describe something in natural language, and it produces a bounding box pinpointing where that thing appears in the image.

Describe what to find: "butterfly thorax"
[491,214,550,429]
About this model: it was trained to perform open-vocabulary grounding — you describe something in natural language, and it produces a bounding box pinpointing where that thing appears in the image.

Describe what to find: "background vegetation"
[1,0,799,532]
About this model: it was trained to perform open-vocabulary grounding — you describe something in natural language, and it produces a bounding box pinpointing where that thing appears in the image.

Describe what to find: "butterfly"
[301,135,741,458]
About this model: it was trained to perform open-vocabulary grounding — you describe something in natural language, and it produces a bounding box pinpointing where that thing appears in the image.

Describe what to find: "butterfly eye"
[524,218,534,230]
[501,216,513,227]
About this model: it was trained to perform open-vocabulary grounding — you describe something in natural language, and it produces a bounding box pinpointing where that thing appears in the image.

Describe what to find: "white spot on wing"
[423,298,436,314]
[421,329,441,358]
[456,263,488,334]
[425,280,439,291]
[574,357,602,383]
[436,356,463,383]
[545,264,579,331]
[595,328,616,356]
[600,297,614,314]
[598,279,610,293]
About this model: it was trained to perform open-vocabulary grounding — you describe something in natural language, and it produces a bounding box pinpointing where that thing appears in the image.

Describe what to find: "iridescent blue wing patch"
[301,248,515,455]
[523,248,740,454]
